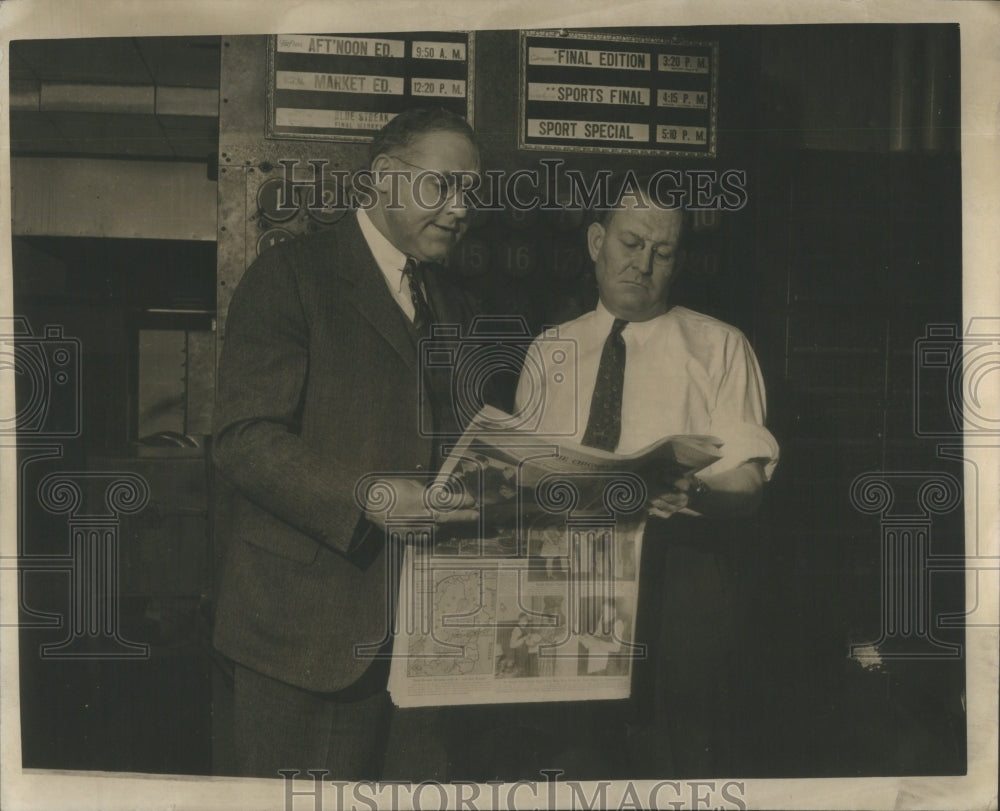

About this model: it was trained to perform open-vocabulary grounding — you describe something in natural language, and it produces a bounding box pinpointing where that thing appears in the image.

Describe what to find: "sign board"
[267,32,474,141]
[519,30,717,157]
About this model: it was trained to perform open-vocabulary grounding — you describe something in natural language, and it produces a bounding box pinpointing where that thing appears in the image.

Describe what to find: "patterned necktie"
[401,257,435,335]
[581,318,628,452]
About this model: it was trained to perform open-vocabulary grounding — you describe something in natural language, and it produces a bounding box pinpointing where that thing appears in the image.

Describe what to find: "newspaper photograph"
[387,407,721,707]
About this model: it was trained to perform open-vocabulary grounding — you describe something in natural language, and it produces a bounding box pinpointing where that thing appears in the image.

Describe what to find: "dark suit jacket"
[212,213,472,692]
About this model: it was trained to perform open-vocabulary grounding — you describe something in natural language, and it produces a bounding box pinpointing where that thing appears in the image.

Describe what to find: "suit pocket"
[235,501,321,565]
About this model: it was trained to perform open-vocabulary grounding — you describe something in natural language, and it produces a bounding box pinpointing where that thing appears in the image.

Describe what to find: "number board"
[519,30,717,157]
[267,32,474,142]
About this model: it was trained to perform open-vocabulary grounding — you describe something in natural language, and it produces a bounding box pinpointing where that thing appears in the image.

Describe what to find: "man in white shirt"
[516,191,778,512]
[514,182,779,774]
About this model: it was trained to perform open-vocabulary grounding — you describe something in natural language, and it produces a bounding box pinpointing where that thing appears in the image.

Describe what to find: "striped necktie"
[581,318,628,452]
[401,257,435,335]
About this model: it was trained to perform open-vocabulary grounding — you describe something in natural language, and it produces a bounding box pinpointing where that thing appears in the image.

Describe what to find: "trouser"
[232,662,392,780]
[625,514,739,777]
[428,515,741,781]
[439,701,605,781]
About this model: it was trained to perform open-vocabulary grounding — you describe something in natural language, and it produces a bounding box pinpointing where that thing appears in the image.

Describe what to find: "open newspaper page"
[387,407,722,708]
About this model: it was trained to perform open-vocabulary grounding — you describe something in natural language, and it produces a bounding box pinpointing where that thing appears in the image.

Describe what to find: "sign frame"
[518,28,718,158]
[266,32,476,143]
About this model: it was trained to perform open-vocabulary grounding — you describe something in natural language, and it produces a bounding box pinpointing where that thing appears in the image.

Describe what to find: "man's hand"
[648,473,697,519]
[648,461,767,520]
[364,475,478,531]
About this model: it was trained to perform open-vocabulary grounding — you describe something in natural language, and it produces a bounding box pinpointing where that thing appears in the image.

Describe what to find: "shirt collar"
[357,207,408,293]
[594,300,665,346]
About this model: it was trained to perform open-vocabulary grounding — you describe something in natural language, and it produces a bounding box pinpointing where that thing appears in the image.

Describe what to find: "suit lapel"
[333,215,418,373]
[424,265,470,328]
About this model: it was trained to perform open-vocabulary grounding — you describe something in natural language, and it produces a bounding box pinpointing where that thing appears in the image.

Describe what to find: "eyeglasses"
[386,154,479,202]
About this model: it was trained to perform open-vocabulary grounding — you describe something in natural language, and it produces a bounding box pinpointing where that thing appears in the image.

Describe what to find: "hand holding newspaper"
[385,406,722,707]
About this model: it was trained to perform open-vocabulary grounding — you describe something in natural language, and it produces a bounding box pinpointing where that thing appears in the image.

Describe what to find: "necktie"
[401,257,435,335]
[581,318,628,452]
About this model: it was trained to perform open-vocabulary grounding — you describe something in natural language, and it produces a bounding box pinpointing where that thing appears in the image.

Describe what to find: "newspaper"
[387,407,722,707]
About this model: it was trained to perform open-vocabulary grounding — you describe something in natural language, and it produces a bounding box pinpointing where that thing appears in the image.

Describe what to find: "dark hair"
[367,107,478,166]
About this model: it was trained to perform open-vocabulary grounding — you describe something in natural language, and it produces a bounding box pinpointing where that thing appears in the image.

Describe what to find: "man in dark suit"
[211,108,480,779]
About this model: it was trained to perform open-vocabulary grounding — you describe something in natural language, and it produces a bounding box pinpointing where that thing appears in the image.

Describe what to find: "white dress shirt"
[514,301,780,479]
[356,207,417,322]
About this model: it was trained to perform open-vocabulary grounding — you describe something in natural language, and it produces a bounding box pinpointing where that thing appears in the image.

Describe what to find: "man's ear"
[370,153,392,192]
[586,221,605,263]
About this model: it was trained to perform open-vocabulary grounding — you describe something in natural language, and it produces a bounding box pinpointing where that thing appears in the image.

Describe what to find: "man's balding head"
[587,181,686,322]
[366,108,480,262]
[368,107,478,169]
